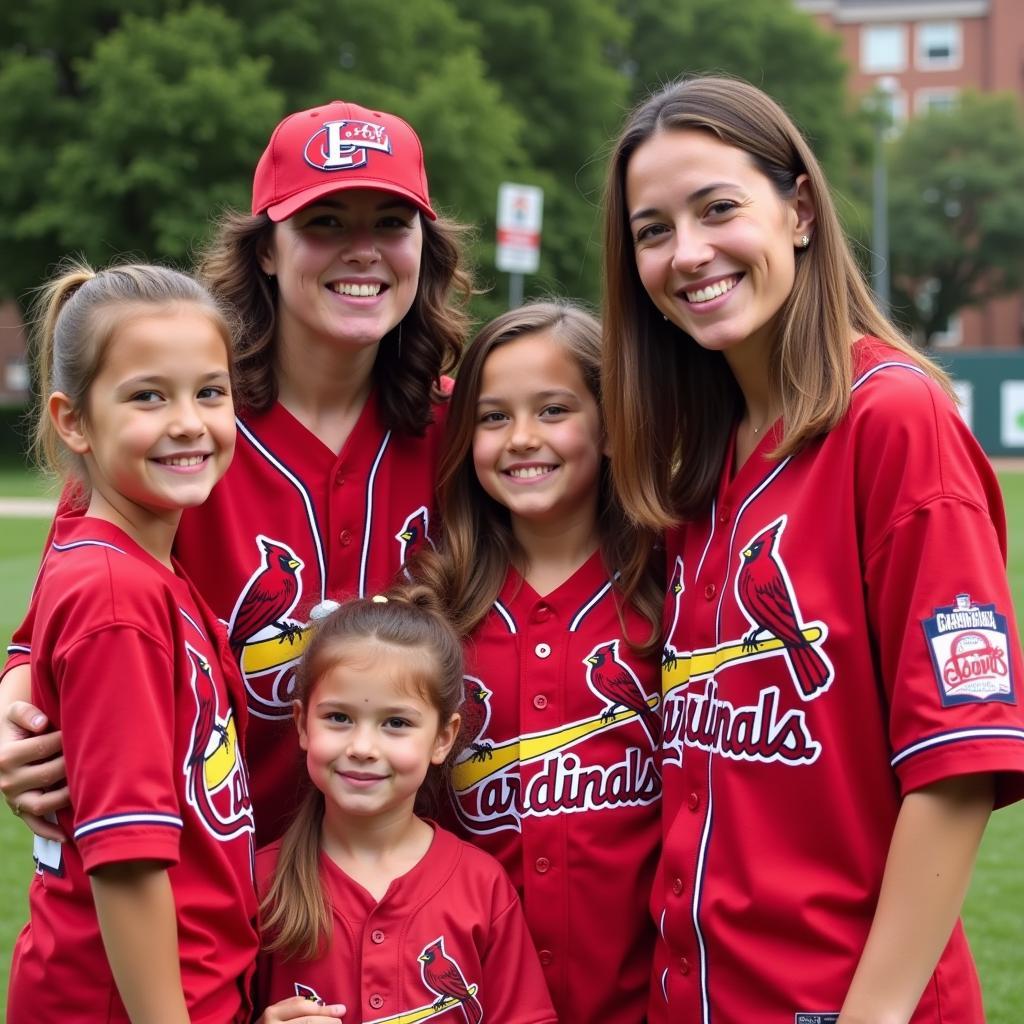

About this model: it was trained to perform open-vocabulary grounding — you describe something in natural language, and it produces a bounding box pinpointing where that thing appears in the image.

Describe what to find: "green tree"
[451,0,630,310]
[0,0,524,318]
[617,0,857,186]
[887,92,1024,346]
[0,4,280,305]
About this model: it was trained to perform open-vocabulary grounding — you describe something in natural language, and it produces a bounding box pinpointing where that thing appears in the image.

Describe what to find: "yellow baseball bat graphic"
[366,985,479,1024]
[203,714,238,790]
[662,626,824,695]
[452,697,660,792]
[240,627,311,675]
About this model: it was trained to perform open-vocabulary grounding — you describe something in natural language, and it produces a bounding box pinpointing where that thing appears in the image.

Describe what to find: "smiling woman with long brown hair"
[602,74,1024,1024]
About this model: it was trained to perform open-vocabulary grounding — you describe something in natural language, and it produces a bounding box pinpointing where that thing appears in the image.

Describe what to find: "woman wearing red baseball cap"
[0,101,473,848]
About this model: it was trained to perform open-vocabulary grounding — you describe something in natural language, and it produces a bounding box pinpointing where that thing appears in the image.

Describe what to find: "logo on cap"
[304,119,392,172]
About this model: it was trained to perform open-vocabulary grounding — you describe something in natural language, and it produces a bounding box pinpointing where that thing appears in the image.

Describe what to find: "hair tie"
[309,599,341,621]
[371,595,389,604]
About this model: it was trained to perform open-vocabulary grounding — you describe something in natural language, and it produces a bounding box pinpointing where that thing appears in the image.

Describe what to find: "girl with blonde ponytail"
[8,261,259,1024]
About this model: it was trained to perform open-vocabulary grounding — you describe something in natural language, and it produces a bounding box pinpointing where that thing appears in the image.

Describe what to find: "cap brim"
[263,179,437,222]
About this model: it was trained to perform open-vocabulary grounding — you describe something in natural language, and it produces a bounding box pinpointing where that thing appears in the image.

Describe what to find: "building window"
[916,88,959,115]
[916,21,961,70]
[861,24,906,73]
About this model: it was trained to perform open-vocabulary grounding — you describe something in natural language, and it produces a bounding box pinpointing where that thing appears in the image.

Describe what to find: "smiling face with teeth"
[56,307,236,547]
[258,188,423,359]
[626,128,814,369]
[472,331,604,540]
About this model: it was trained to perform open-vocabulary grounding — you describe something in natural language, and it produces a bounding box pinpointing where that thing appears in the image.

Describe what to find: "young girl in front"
[7,263,258,1023]
[413,302,663,1024]
[254,587,556,1024]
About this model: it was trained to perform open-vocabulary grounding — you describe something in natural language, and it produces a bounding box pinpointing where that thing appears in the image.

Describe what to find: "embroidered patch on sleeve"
[922,593,1016,707]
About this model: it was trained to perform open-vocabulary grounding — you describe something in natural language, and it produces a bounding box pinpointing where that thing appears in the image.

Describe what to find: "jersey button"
[679,957,690,975]
[535,856,550,874]
[718,506,730,524]
[339,529,353,546]
[533,694,548,710]
[334,471,345,487]
[687,791,700,811]
[672,877,684,896]
[539,949,554,966]
[534,642,552,659]
[371,929,385,944]
[533,604,553,623]
[369,994,384,1009]
[704,583,716,600]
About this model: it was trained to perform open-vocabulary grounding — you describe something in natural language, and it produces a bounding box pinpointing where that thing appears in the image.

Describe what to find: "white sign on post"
[496,183,543,274]
[1000,380,1024,447]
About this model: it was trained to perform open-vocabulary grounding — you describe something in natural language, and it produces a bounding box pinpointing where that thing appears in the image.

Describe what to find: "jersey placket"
[517,592,570,1001]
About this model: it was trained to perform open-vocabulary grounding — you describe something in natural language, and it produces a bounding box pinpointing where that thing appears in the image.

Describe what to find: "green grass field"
[0,473,1022,1016]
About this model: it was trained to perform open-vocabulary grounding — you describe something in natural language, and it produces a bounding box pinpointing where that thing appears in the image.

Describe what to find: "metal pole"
[508,272,524,310]
[871,99,891,315]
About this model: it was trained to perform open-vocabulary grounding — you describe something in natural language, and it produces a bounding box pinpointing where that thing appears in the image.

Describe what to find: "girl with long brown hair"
[603,75,1024,1023]
[253,587,555,1024]
[414,301,662,1024]
[1,99,473,846]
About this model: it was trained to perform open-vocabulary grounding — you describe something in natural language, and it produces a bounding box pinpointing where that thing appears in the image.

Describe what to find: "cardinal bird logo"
[228,535,304,656]
[735,517,833,700]
[182,645,254,841]
[452,677,494,764]
[585,639,661,748]
[397,506,434,566]
[293,983,325,1006]
[663,555,685,671]
[418,937,483,1023]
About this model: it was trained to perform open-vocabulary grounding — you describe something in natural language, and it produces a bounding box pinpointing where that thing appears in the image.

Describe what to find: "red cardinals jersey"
[444,553,661,1024]
[6,389,448,844]
[254,823,556,1023]
[653,339,1024,1024]
[7,517,257,1024]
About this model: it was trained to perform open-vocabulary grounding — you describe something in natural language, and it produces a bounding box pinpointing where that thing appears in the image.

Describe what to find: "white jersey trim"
[492,600,516,634]
[892,726,1024,766]
[851,360,926,392]
[569,579,614,632]
[51,539,127,556]
[74,811,183,839]
[359,430,392,598]
[236,417,327,604]
[179,607,205,640]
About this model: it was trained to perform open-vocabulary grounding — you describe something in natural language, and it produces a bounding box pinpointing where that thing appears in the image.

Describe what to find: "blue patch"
[922,594,1016,707]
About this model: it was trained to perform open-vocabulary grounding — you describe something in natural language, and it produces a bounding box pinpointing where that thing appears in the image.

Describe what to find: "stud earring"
[800,234,810,248]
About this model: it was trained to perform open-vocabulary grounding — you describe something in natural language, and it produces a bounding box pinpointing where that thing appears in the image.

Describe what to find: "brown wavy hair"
[602,75,953,526]
[259,584,464,961]
[412,300,662,657]
[196,209,472,434]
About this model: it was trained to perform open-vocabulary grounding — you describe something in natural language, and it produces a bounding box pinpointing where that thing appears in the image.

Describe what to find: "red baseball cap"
[251,100,437,222]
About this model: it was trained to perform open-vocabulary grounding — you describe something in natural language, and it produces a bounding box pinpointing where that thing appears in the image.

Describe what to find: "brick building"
[795,0,1024,348]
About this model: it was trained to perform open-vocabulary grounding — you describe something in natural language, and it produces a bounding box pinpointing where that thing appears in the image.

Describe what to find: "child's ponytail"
[258,788,329,961]
[30,262,98,483]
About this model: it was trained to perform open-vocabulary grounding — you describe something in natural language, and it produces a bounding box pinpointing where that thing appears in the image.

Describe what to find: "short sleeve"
[858,375,1024,806]
[59,625,183,871]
